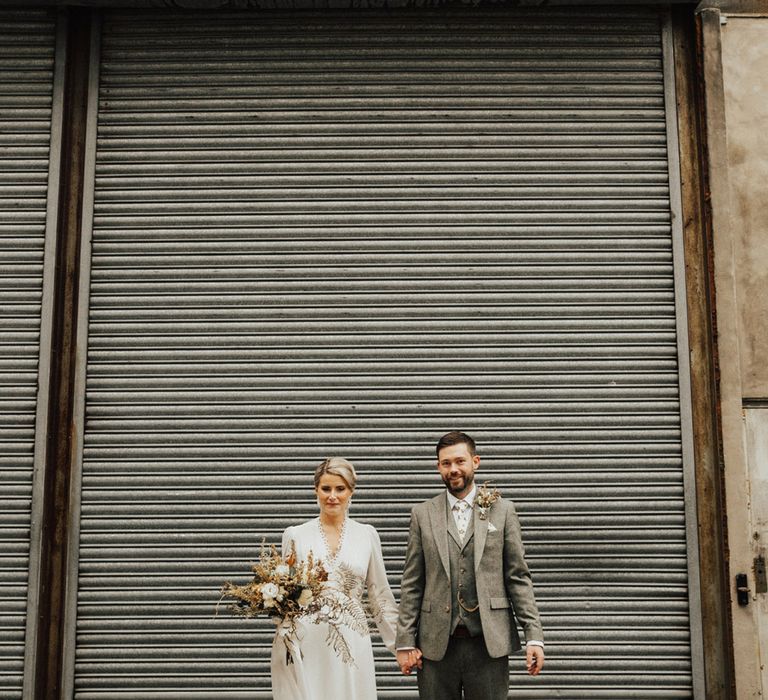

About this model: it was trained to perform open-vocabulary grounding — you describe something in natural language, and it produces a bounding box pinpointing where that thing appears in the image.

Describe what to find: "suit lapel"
[473,505,488,571]
[428,494,451,579]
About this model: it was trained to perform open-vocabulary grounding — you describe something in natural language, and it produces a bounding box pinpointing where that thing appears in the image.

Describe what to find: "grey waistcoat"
[447,506,482,636]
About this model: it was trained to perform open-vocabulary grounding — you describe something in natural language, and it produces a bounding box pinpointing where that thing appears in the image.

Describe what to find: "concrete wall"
[720,15,768,398]
[699,2,768,697]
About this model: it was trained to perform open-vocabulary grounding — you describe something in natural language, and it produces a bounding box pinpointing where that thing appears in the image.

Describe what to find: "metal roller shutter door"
[72,7,695,698]
[0,9,56,699]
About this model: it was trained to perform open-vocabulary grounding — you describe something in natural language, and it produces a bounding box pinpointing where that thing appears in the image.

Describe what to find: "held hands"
[526,644,545,676]
[396,648,423,675]
[397,645,541,676]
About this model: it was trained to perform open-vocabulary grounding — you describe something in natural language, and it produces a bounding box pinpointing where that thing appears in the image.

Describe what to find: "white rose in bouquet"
[260,582,281,607]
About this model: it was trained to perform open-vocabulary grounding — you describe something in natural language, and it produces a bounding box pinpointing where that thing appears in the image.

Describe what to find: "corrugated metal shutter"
[72,7,694,698]
[0,9,56,699]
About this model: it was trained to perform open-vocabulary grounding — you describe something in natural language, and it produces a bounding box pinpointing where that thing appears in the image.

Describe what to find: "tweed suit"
[396,491,543,697]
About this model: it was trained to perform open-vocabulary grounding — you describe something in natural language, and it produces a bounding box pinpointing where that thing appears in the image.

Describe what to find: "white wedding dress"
[270,518,398,700]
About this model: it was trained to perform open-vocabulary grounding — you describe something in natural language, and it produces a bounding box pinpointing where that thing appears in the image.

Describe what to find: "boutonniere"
[475,482,500,520]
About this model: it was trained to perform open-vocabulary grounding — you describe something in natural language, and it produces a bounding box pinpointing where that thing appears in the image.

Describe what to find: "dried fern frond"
[325,623,356,668]
[335,562,363,598]
[364,590,384,631]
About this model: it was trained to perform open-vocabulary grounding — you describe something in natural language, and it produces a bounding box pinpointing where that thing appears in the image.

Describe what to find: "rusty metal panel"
[71,7,695,698]
[0,8,56,699]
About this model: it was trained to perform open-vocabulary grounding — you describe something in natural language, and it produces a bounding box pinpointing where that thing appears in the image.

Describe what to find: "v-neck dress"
[270,518,398,700]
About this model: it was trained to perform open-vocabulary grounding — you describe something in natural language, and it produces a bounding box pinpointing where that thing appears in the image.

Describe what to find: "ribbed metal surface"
[0,9,55,700]
[74,8,693,698]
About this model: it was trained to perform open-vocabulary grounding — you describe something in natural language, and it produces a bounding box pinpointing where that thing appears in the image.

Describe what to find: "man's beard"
[442,472,474,495]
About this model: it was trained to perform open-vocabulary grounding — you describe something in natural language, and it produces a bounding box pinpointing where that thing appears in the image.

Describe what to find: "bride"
[270,457,398,699]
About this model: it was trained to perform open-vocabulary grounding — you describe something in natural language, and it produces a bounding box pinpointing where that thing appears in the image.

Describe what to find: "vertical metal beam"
[670,6,735,697]
[27,8,95,699]
[661,10,706,699]
[61,11,101,697]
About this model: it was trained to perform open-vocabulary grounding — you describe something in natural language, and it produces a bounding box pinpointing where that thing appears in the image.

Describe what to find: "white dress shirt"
[447,484,476,540]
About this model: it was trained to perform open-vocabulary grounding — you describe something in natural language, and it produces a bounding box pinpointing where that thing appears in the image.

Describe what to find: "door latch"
[736,573,750,606]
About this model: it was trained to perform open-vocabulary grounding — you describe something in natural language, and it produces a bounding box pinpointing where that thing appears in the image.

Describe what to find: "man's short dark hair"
[436,431,477,458]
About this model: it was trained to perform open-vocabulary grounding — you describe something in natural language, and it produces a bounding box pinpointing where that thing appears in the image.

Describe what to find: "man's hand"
[526,645,544,676]
[397,648,423,675]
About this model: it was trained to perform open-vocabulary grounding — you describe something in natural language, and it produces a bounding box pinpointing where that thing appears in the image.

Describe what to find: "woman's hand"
[396,647,423,675]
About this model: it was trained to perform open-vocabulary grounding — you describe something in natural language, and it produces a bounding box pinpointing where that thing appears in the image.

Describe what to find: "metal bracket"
[754,556,767,594]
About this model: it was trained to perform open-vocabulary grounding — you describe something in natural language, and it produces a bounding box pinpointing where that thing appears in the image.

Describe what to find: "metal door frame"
[51,7,713,698]
[662,11,706,698]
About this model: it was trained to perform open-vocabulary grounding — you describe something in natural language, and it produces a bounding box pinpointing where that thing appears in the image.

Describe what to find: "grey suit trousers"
[417,635,508,700]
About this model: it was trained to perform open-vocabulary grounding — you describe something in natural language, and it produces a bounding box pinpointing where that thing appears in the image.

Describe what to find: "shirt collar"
[446,483,477,509]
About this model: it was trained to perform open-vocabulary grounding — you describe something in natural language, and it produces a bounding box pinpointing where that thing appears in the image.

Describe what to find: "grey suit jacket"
[396,492,543,660]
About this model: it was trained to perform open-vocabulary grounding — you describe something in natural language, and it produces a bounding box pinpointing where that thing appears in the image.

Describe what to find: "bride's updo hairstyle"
[314,457,357,491]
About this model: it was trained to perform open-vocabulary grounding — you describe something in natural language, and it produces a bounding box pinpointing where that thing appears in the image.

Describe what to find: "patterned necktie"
[453,500,471,542]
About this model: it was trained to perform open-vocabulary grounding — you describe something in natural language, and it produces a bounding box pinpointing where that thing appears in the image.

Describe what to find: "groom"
[396,431,544,699]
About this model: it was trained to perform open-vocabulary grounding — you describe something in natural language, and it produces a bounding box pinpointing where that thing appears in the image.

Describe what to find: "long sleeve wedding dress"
[270,517,398,700]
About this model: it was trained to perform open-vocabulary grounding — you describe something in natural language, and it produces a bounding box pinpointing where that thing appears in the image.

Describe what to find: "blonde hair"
[314,457,357,491]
